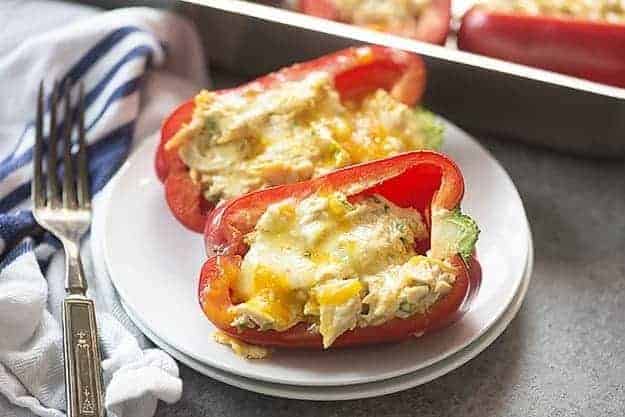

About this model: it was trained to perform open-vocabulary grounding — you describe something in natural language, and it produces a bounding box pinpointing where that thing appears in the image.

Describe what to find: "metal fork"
[32,82,104,417]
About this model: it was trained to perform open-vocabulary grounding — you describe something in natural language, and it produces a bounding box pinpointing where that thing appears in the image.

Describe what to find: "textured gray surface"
[153,134,625,417]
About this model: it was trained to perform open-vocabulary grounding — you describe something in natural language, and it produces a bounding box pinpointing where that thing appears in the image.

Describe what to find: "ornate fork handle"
[62,243,105,417]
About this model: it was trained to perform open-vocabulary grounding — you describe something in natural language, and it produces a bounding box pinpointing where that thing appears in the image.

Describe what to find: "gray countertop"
[154,132,625,417]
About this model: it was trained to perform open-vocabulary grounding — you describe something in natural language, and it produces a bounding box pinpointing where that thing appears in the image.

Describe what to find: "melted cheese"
[332,0,431,30]
[213,331,270,359]
[171,70,438,203]
[230,192,457,348]
[314,279,363,346]
[489,0,625,23]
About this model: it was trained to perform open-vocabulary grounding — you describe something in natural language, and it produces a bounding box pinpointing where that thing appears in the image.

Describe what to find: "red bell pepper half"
[198,151,481,349]
[297,0,451,45]
[458,6,625,88]
[155,46,427,233]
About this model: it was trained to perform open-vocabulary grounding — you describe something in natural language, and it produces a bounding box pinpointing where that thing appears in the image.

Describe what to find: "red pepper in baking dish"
[458,6,625,88]
[297,0,451,45]
[198,151,481,349]
[155,46,427,232]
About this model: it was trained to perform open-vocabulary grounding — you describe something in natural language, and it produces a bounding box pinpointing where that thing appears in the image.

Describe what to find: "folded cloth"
[0,2,210,416]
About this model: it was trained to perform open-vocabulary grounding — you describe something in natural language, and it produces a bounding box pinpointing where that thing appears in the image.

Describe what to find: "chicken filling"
[166,68,442,204]
[332,0,432,30]
[488,0,625,23]
[228,192,457,348]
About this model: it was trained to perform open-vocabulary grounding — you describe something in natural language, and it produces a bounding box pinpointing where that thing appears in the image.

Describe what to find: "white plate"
[102,119,530,386]
[119,236,532,400]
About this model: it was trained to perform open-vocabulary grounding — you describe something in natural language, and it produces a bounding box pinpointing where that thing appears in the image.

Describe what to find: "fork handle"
[64,240,87,293]
[63,295,105,417]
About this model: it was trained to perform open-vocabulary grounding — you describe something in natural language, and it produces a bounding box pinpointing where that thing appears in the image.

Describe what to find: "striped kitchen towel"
[0,1,208,416]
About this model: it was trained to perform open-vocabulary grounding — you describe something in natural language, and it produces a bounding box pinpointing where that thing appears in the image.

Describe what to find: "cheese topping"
[488,0,625,23]
[213,331,270,359]
[168,70,441,203]
[332,0,431,30]
[229,192,457,348]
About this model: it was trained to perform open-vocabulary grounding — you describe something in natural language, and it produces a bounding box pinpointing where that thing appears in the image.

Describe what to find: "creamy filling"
[488,0,625,23]
[332,0,431,30]
[167,69,440,204]
[229,192,457,348]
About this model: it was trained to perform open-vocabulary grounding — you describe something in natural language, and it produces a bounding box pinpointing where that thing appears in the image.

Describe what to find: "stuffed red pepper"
[198,151,480,353]
[156,46,444,232]
[296,0,451,44]
[458,0,625,87]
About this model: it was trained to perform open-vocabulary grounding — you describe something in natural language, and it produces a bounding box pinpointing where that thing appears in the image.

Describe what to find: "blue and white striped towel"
[0,2,209,416]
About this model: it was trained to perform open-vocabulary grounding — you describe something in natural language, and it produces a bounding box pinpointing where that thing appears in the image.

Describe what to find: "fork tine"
[32,81,45,208]
[47,81,61,208]
[62,85,76,209]
[76,83,90,209]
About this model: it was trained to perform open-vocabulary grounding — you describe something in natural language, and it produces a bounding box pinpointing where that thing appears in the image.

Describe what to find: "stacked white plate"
[94,119,533,400]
